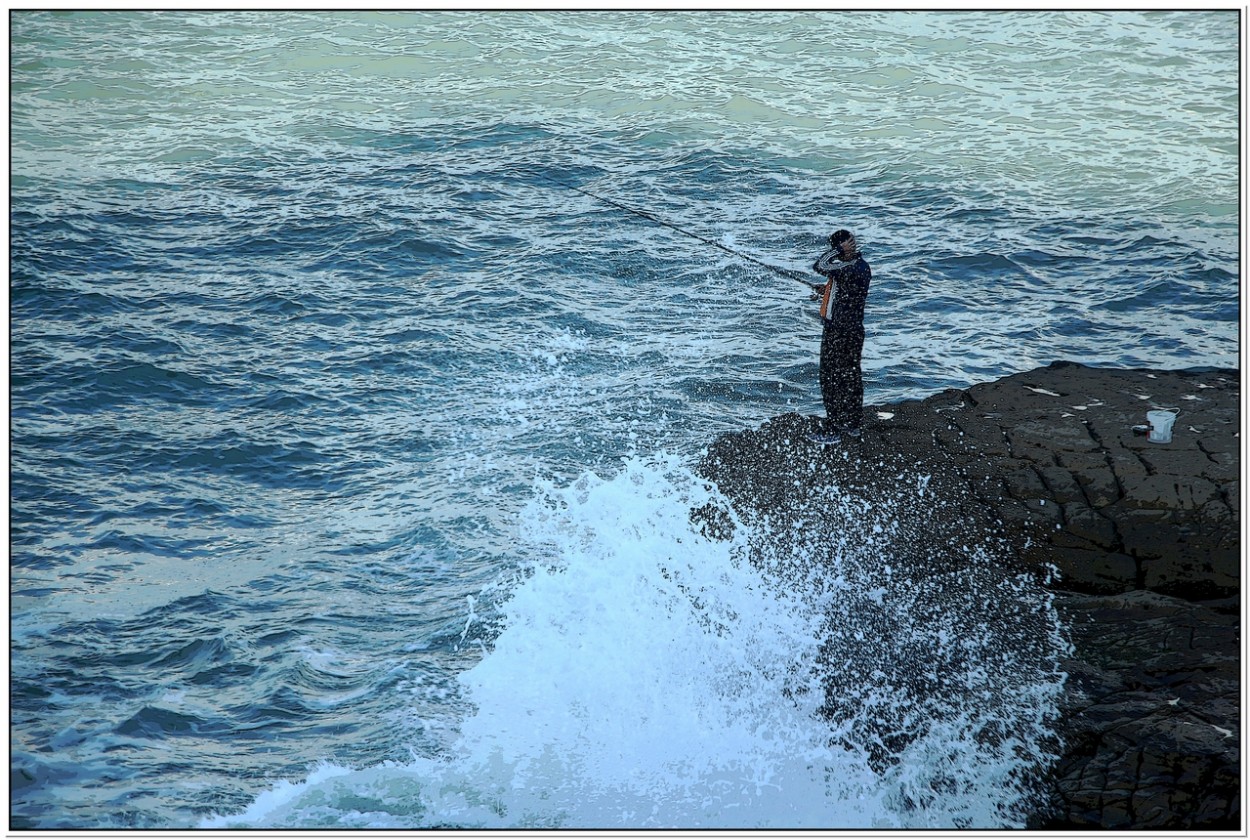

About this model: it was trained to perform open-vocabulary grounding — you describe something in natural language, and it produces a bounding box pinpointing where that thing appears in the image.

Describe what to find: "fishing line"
[526,169,818,289]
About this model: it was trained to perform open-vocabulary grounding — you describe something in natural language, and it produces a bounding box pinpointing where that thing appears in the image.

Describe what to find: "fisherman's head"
[829,229,858,260]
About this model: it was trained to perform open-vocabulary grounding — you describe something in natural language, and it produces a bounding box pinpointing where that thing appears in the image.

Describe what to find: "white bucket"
[1146,409,1178,444]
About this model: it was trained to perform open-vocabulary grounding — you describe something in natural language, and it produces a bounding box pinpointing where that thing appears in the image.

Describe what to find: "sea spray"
[449,453,885,828]
[205,453,1067,829]
[204,455,879,828]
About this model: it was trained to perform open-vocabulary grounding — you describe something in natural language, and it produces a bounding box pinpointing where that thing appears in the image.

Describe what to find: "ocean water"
[9,10,1240,830]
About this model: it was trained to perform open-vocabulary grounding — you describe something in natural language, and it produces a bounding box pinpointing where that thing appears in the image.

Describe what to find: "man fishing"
[808,229,871,444]
[532,173,874,442]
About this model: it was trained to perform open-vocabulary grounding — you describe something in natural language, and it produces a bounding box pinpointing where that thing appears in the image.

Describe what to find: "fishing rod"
[528,169,819,290]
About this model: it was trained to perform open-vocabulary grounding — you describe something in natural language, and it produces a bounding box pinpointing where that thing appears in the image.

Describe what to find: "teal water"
[9,10,1240,829]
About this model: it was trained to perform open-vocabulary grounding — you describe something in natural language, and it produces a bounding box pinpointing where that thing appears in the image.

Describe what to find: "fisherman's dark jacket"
[815,254,871,329]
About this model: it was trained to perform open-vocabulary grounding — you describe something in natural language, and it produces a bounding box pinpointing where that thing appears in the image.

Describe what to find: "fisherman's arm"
[810,258,846,298]
[810,259,832,297]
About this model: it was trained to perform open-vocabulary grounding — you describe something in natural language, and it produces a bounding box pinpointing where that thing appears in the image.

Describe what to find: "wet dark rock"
[696,361,1240,830]
[1044,590,1239,829]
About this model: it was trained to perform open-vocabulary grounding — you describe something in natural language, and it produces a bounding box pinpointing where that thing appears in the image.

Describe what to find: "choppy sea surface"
[9,10,1240,830]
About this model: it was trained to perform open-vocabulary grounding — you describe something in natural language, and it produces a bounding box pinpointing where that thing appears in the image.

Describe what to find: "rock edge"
[696,361,1241,830]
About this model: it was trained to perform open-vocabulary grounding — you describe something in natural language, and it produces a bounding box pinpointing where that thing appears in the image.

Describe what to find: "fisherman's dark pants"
[820,321,864,431]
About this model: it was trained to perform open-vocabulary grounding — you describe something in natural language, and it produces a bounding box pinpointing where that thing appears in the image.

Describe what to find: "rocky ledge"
[696,361,1240,830]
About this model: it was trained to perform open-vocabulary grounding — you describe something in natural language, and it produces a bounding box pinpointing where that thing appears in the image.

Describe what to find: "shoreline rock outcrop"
[696,361,1240,830]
